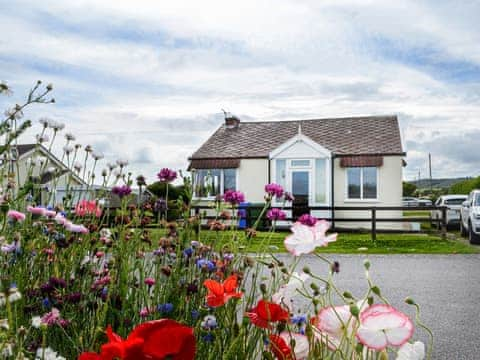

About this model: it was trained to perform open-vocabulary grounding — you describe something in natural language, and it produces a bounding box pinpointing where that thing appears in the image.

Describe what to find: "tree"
[402,181,417,197]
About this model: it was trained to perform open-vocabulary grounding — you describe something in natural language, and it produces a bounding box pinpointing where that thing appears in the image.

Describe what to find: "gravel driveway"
[275,254,480,360]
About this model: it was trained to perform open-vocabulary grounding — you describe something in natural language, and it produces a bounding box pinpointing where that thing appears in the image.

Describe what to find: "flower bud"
[343,291,353,299]
[371,286,381,296]
[379,351,389,360]
[259,283,267,294]
[367,296,374,306]
[405,297,416,305]
[302,266,311,275]
[349,304,360,318]
[363,259,371,270]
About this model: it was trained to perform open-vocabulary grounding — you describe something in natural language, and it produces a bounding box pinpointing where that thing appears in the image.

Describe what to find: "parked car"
[431,195,467,229]
[460,189,480,244]
[402,197,433,207]
[402,197,419,207]
[417,197,433,207]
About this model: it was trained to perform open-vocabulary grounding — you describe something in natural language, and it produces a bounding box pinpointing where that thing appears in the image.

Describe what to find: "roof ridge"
[238,114,397,124]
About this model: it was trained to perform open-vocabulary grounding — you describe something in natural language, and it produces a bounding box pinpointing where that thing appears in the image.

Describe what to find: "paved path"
[275,254,480,360]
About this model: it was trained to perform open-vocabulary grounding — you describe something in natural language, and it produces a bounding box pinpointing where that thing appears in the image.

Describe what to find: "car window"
[445,198,467,205]
[475,193,480,206]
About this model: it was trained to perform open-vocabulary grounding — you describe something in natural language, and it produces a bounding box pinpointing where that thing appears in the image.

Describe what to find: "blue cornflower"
[201,333,214,343]
[291,314,307,325]
[183,247,193,257]
[191,310,200,320]
[157,303,174,314]
[42,298,51,308]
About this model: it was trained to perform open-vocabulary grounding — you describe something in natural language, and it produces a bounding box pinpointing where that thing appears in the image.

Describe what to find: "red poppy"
[78,319,195,360]
[203,274,243,307]
[246,299,290,328]
[269,334,293,360]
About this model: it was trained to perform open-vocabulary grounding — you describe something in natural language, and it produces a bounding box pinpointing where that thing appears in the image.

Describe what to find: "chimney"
[224,112,240,129]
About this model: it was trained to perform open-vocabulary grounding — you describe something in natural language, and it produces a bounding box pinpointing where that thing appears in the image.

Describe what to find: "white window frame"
[192,168,238,200]
[345,166,379,202]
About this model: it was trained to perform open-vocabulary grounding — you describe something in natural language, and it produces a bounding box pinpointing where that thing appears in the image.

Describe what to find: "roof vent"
[222,110,240,129]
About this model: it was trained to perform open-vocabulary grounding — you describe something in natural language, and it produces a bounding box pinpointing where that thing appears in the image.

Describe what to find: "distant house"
[3,144,87,205]
[188,115,406,228]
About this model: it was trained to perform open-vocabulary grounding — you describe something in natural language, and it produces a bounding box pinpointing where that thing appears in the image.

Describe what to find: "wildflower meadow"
[0,82,432,359]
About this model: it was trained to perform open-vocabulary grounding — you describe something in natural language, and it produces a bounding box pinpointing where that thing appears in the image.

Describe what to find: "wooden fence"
[193,205,449,240]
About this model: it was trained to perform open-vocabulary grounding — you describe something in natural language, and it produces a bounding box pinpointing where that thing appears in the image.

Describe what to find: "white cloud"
[1,0,479,182]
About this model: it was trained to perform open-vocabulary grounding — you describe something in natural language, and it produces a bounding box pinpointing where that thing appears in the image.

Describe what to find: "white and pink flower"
[284,220,337,256]
[396,341,425,360]
[272,272,309,311]
[356,304,414,351]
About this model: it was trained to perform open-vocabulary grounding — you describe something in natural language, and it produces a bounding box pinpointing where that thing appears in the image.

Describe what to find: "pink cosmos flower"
[284,220,337,256]
[75,200,102,217]
[356,304,414,351]
[7,210,26,222]
[27,206,46,216]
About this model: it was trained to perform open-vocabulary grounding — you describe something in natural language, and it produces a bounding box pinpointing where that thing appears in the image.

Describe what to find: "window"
[194,169,236,198]
[275,159,286,190]
[315,159,326,203]
[346,167,377,200]
[291,159,310,167]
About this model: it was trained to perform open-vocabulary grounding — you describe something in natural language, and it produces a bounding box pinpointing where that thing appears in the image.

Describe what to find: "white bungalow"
[188,115,406,228]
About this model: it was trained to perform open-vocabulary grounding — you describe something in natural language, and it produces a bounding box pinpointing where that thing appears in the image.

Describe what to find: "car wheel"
[460,220,468,237]
[468,222,480,245]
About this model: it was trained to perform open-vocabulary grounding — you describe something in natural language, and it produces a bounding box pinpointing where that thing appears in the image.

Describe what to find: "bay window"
[346,167,377,200]
[194,169,237,198]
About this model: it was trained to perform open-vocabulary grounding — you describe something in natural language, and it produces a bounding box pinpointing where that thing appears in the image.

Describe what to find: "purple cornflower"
[157,168,177,183]
[265,183,284,198]
[298,214,317,226]
[223,189,245,205]
[112,185,132,198]
[267,208,287,221]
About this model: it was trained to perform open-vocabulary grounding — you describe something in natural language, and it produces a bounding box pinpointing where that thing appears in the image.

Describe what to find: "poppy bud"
[367,296,374,306]
[363,259,371,270]
[343,291,353,299]
[349,304,360,318]
[302,266,311,275]
[405,297,416,305]
[371,286,381,296]
[260,283,267,294]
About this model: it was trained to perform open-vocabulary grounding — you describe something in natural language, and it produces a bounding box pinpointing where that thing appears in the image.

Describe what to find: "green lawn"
[403,210,431,217]
[147,228,480,254]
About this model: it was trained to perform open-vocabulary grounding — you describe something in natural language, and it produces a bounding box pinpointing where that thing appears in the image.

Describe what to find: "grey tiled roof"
[191,115,404,159]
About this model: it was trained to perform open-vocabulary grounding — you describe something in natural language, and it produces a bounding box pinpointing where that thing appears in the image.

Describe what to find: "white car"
[431,195,467,229]
[460,190,480,244]
[402,197,419,207]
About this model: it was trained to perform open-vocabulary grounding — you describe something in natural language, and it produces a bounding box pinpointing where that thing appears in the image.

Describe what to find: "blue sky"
[1,0,479,181]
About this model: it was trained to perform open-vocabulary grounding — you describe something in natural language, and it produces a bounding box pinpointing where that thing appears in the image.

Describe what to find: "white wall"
[238,158,269,203]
